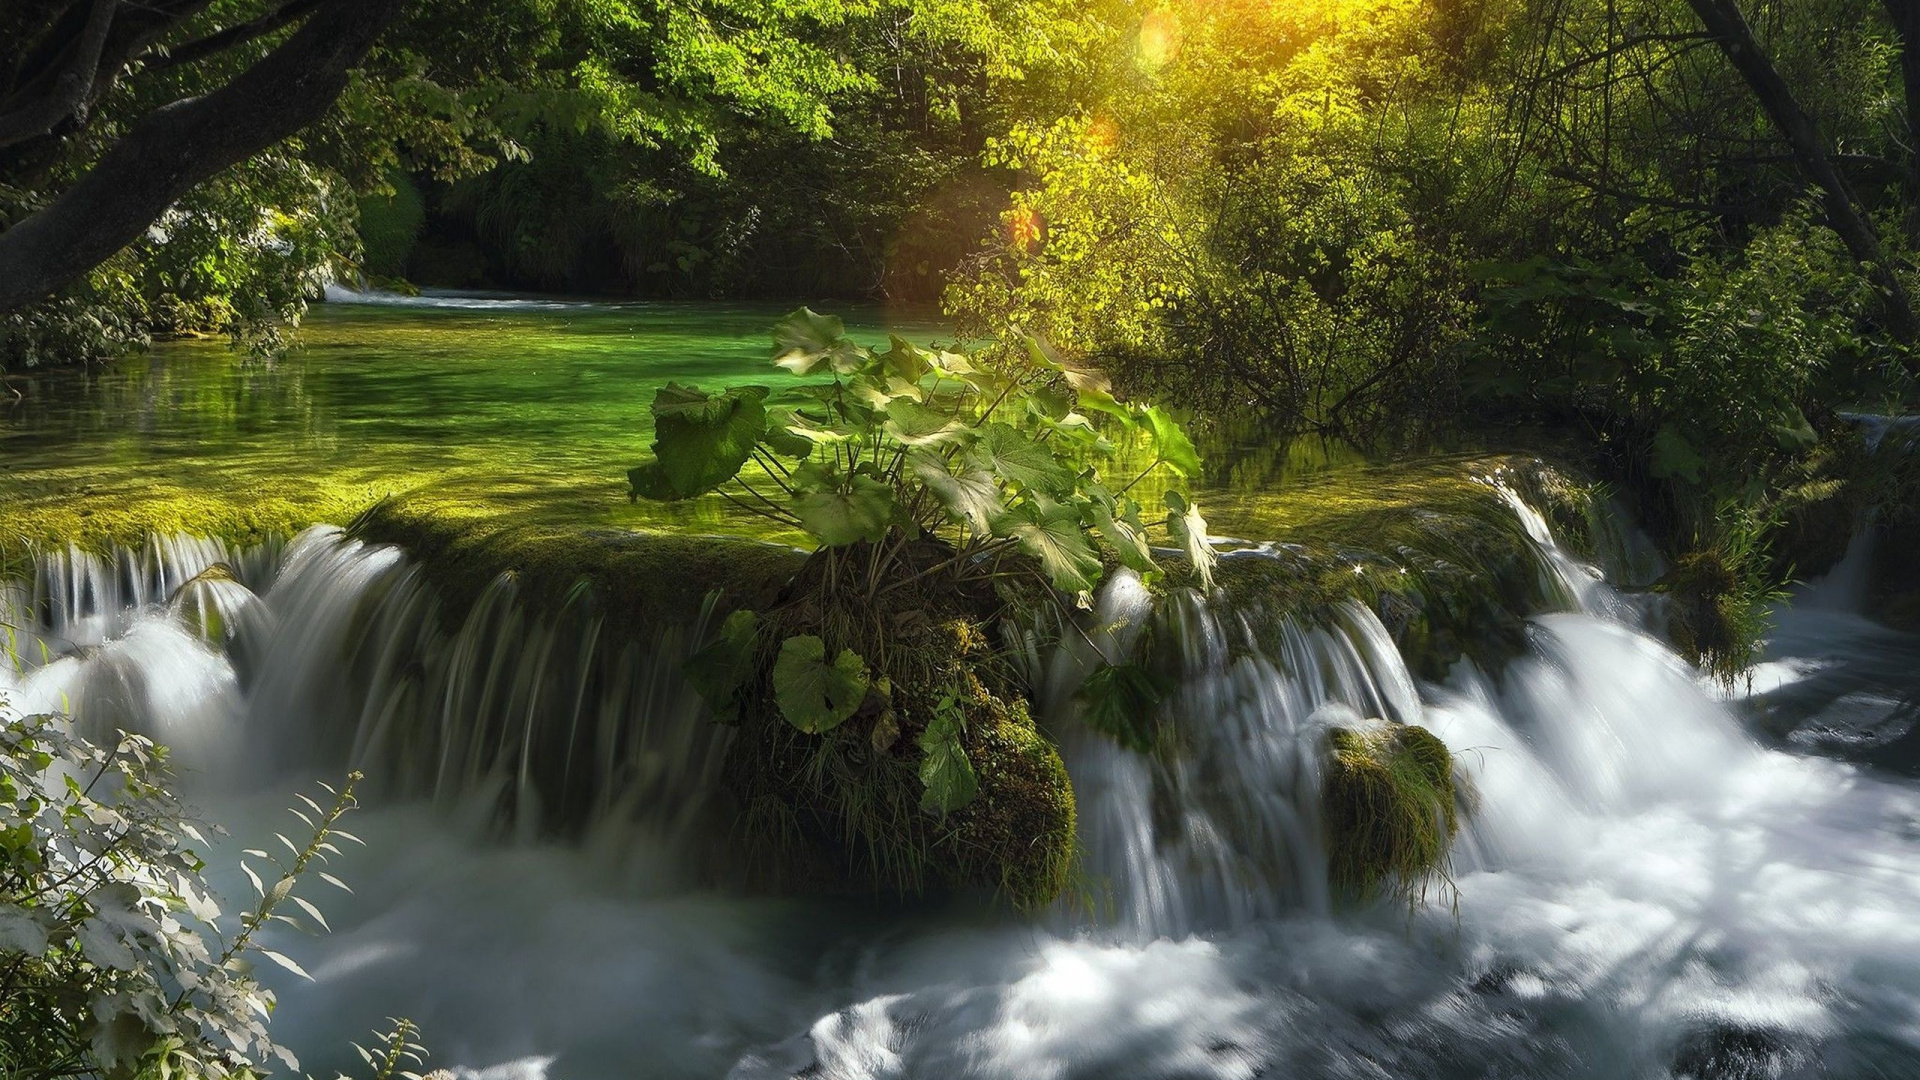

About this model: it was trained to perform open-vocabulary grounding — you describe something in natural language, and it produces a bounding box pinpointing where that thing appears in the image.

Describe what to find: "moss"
[348,494,804,635]
[723,564,1078,910]
[1321,722,1459,905]
[1202,455,1588,679]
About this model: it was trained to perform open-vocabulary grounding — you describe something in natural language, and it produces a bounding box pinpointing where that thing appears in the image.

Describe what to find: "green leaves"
[1078,662,1172,753]
[997,499,1104,593]
[1144,406,1201,478]
[681,610,761,722]
[918,695,979,816]
[630,383,768,501]
[1165,491,1217,588]
[967,423,1073,493]
[773,307,867,375]
[911,452,1004,531]
[772,635,871,734]
[793,473,895,545]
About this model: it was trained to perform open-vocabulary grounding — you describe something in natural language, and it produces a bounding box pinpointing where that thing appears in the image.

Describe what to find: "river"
[4,292,1920,1079]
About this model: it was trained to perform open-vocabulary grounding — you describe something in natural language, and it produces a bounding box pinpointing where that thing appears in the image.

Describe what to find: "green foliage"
[772,635,872,734]
[681,610,763,722]
[1076,662,1172,754]
[916,693,980,816]
[0,707,367,1079]
[628,308,1218,599]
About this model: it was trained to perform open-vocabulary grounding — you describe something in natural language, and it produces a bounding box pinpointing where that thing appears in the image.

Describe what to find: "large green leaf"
[997,499,1103,593]
[681,610,760,722]
[913,447,1006,526]
[1078,661,1172,753]
[772,635,871,734]
[966,423,1072,493]
[773,307,867,375]
[918,696,979,816]
[1165,491,1217,589]
[793,474,895,546]
[760,408,817,458]
[1087,497,1158,574]
[911,451,1003,532]
[627,460,679,502]
[647,384,768,498]
[881,336,933,384]
[883,400,971,447]
[1144,406,1201,478]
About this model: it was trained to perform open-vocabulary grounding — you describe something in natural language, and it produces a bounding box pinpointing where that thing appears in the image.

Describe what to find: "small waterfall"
[9,474,1920,1079]
[3,527,730,858]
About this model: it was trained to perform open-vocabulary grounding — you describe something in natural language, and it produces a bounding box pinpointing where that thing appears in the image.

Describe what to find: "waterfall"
[5,476,1920,1079]
[3,527,731,859]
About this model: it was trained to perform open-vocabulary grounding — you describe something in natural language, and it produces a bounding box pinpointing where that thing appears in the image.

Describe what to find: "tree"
[0,0,404,315]
[1682,0,1920,347]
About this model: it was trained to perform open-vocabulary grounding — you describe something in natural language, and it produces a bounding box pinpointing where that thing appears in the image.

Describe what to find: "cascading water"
[4,478,1920,1079]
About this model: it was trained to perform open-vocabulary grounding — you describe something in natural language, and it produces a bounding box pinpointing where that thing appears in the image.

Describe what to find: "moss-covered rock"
[722,555,1077,910]
[1321,722,1458,904]
[1204,456,1594,679]
[348,495,804,634]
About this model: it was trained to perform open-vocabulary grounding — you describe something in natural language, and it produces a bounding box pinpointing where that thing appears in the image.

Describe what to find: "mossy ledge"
[347,495,805,636]
[349,499,1078,909]
[1203,455,1602,679]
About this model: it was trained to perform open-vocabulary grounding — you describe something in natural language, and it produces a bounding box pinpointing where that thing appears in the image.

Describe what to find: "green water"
[0,293,949,544]
[0,291,1532,557]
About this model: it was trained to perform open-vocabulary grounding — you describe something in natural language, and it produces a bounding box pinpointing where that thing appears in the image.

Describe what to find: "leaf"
[259,949,313,980]
[1144,406,1201,478]
[1651,424,1706,484]
[772,636,870,734]
[996,500,1103,593]
[911,452,1004,532]
[1078,662,1172,753]
[883,400,971,447]
[792,474,895,546]
[1068,372,1134,425]
[1165,492,1217,589]
[760,409,816,458]
[772,307,867,375]
[880,336,933,383]
[649,384,769,498]
[75,918,136,970]
[1087,498,1157,574]
[966,423,1073,493]
[0,903,49,956]
[918,697,979,816]
[680,609,760,721]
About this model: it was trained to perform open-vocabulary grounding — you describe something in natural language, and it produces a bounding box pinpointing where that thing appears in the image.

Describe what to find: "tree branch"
[0,0,117,149]
[138,0,326,74]
[0,0,405,315]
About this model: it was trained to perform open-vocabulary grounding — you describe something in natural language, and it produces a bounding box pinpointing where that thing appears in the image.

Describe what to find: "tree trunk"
[0,0,403,315]
[1687,0,1920,347]
[1881,0,1920,242]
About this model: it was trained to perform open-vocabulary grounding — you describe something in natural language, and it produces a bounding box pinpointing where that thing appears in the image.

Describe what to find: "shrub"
[0,705,377,1079]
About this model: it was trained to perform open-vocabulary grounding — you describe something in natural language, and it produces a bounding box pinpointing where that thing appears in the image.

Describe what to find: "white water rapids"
[4,493,1920,1079]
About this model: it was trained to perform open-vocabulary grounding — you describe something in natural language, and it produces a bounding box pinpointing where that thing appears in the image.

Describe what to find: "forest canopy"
[6,0,1920,551]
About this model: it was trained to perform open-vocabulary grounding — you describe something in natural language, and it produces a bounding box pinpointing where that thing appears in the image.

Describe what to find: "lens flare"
[1138,9,1180,71]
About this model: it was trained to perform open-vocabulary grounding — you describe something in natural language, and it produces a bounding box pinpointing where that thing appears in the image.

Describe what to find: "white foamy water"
[5,489,1920,1079]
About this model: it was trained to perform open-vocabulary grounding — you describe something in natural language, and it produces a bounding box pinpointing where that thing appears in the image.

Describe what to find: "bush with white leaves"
[0,706,416,1079]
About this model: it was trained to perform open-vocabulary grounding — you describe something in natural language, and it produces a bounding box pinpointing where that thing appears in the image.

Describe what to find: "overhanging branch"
[0,0,405,314]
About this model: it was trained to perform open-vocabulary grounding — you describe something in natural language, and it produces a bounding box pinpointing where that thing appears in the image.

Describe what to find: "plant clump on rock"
[631,309,1216,908]
[1320,721,1460,904]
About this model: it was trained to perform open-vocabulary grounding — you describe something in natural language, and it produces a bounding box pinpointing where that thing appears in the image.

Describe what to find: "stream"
[4,293,1920,1079]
